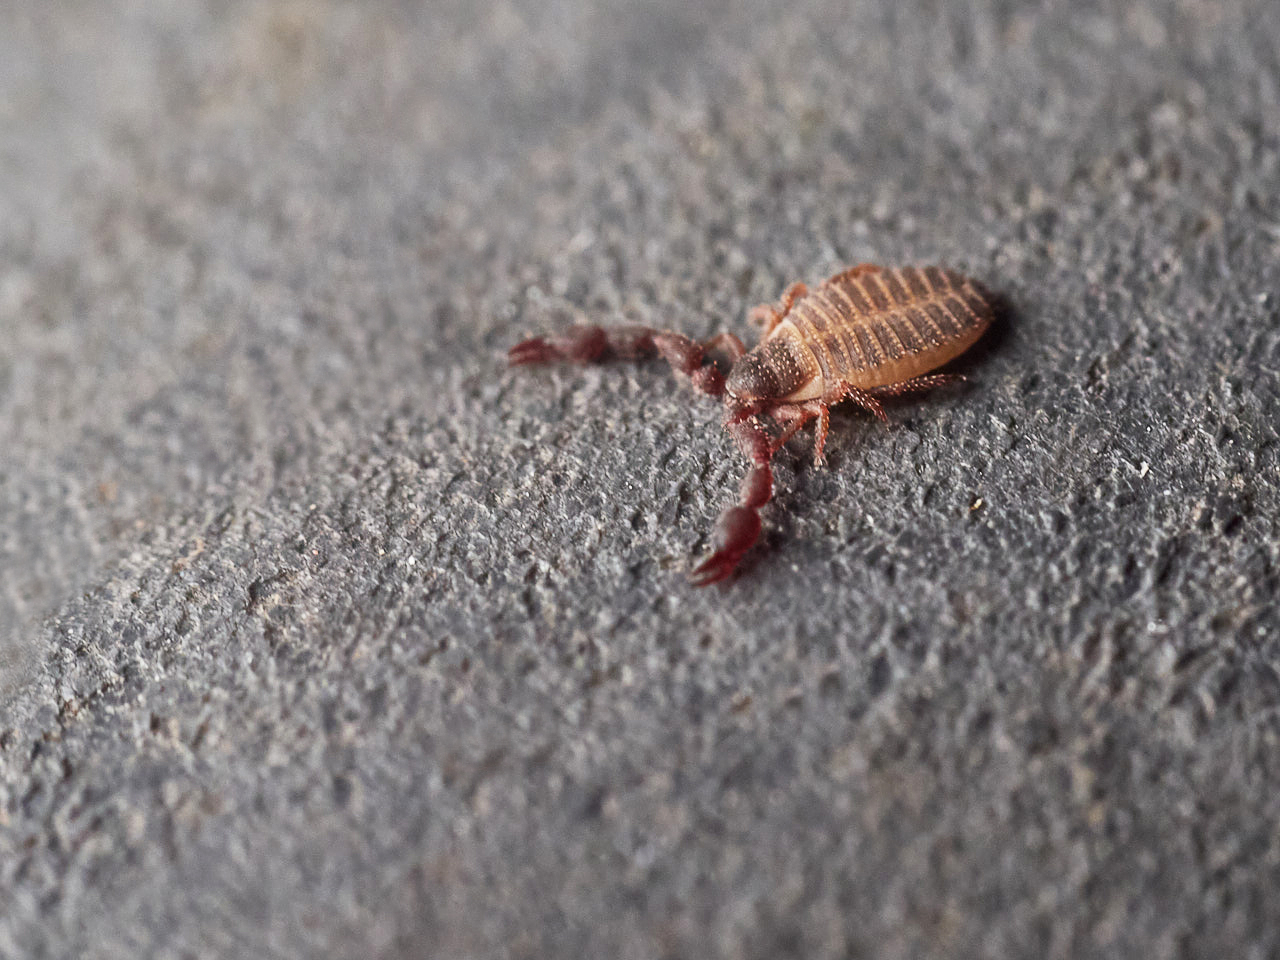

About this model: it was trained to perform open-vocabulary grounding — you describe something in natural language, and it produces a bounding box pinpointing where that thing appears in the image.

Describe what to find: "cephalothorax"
[510,264,994,585]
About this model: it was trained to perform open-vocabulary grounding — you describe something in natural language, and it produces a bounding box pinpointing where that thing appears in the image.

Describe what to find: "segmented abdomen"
[774,265,993,398]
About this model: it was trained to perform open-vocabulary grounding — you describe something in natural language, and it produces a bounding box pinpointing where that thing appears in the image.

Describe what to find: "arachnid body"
[509,264,994,585]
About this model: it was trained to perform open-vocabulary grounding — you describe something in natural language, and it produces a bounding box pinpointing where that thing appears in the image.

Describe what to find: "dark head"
[725,353,781,403]
[725,339,809,406]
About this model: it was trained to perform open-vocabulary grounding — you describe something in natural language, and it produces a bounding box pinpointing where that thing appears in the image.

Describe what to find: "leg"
[823,382,887,423]
[747,281,808,335]
[768,401,824,458]
[866,373,966,399]
[702,331,747,361]
[813,406,831,465]
[800,374,963,464]
[767,380,893,467]
[688,416,777,587]
[509,324,735,398]
[777,400,838,467]
[772,381,886,466]
[793,373,960,466]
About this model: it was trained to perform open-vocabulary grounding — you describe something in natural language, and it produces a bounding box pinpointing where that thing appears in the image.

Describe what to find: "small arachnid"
[509,264,994,585]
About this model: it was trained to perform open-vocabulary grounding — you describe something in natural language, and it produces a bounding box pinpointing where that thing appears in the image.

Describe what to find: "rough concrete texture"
[2,0,1279,957]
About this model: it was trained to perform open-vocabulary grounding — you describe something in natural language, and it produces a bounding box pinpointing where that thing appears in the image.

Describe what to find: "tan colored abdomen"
[770,266,994,401]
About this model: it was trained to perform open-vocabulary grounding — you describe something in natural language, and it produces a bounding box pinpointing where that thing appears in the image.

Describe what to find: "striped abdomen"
[766,265,993,400]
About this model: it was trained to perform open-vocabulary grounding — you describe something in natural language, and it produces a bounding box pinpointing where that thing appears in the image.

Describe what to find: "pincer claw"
[507,326,608,366]
[688,505,761,586]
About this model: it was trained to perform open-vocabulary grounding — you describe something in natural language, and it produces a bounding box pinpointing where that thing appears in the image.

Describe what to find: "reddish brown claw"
[507,337,554,366]
[688,505,761,586]
[506,325,734,401]
[508,326,608,366]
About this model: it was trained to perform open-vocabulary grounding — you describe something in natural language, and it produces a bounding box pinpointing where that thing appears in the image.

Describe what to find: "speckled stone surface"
[2,1,1279,957]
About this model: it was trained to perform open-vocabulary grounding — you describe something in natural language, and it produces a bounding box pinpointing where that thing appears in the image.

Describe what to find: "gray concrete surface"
[2,1,1279,957]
